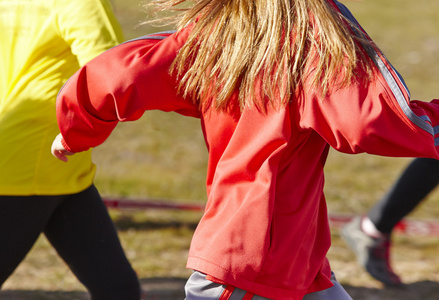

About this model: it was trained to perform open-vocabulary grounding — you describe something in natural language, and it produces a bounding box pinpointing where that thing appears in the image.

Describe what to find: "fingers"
[53,149,70,162]
[51,133,75,162]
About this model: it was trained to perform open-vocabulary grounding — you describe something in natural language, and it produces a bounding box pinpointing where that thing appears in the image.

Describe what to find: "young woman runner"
[52,0,439,298]
[0,0,141,298]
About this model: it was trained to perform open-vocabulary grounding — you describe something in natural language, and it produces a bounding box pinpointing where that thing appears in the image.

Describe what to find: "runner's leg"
[368,158,439,233]
[0,195,62,287]
[43,185,141,300]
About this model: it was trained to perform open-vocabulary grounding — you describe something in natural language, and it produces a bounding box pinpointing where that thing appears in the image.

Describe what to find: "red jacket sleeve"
[298,55,439,159]
[56,29,199,153]
[309,0,439,159]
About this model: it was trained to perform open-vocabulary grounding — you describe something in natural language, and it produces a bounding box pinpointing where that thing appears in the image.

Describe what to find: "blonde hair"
[145,0,376,111]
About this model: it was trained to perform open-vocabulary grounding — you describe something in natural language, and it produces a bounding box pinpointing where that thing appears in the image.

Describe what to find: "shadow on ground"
[345,280,439,300]
[0,290,89,299]
[1,278,438,299]
[141,277,186,300]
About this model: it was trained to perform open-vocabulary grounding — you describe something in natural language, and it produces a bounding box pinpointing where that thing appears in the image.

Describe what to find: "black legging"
[368,158,439,234]
[0,185,140,300]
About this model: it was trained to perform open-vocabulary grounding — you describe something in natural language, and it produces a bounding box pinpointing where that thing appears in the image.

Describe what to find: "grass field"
[2,0,439,299]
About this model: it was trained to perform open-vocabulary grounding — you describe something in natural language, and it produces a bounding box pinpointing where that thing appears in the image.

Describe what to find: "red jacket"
[56,3,439,299]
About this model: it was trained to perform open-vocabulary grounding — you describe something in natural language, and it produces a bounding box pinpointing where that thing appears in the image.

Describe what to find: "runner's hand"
[51,133,75,162]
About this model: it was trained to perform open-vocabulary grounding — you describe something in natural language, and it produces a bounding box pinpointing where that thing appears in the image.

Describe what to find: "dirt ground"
[1,226,439,300]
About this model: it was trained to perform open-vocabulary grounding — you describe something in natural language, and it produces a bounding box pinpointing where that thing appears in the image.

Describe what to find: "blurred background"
[1,0,439,299]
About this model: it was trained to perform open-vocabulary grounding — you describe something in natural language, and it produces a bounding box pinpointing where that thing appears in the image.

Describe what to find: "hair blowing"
[145,0,377,112]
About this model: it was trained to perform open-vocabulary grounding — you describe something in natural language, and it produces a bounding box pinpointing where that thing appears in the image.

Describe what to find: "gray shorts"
[185,271,353,300]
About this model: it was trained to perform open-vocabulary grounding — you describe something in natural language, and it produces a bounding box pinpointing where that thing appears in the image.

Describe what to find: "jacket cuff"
[61,138,74,153]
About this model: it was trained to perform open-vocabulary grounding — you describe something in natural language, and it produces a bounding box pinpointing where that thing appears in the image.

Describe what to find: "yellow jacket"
[0,0,124,195]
